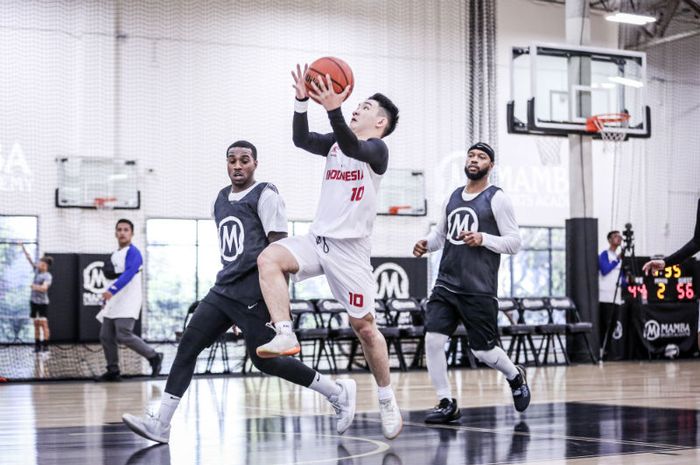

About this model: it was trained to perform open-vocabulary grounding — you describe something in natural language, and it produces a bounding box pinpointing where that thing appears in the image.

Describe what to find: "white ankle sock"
[307,372,342,398]
[274,320,294,335]
[158,393,181,426]
[377,384,394,402]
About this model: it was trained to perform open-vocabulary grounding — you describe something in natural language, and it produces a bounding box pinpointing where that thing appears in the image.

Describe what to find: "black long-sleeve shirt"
[664,199,700,266]
[292,102,388,175]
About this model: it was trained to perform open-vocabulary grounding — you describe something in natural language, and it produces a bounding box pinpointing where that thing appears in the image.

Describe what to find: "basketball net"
[586,113,630,154]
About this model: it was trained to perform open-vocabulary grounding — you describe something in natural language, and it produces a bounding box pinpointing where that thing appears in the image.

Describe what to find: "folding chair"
[547,297,597,364]
[500,298,541,366]
[388,298,425,368]
[520,297,568,365]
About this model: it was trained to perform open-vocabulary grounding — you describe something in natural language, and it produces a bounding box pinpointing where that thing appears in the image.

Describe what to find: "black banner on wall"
[45,253,79,342]
[78,254,141,342]
[371,257,428,300]
[633,301,698,358]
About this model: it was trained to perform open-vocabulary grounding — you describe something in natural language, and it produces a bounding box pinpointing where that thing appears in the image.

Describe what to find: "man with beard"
[412,142,530,424]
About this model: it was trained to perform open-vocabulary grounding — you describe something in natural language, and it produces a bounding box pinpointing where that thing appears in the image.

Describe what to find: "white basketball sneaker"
[379,397,403,439]
[256,325,301,358]
[328,379,357,434]
[122,412,171,444]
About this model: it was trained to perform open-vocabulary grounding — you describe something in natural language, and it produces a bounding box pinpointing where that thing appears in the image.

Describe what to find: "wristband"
[294,98,309,113]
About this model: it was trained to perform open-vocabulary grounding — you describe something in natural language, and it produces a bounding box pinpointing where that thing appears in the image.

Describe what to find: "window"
[0,216,38,343]
[428,225,565,298]
[507,226,565,297]
[145,219,215,341]
[145,218,332,340]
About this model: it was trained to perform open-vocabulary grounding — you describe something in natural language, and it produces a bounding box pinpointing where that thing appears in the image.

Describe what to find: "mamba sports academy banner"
[78,254,112,342]
[632,301,698,358]
[371,257,428,300]
[78,254,140,342]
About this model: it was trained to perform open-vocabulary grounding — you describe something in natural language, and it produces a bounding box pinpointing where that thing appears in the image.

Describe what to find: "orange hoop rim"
[94,197,118,209]
[388,205,412,215]
[585,113,631,133]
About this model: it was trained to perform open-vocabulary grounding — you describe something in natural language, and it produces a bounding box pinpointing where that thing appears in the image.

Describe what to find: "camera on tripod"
[621,223,634,256]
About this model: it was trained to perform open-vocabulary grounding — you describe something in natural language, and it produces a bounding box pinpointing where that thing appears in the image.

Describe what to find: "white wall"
[496,0,619,242]
[1,0,469,257]
[1,0,697,262]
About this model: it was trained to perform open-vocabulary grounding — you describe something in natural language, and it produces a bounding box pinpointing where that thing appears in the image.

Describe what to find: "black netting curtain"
[465,0,497,149]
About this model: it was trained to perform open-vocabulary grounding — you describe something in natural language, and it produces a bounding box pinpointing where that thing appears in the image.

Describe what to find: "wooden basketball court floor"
[1,361,699,465]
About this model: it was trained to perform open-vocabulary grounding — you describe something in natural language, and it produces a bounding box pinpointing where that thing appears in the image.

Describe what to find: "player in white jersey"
[255,65,403,439]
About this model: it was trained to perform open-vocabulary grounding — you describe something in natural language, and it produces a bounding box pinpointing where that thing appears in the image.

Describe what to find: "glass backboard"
[377,169,427,216]
[508,43,650,138]
[55,157,140,209]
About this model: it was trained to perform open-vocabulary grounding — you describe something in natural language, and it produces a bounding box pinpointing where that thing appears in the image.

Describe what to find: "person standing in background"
[20,243,53,353]
[599,230,625,351]
[96,219,163,381]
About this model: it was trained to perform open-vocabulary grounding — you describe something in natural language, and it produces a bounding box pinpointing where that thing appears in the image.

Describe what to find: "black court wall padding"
[566,218,600,362]
[46,253,79,343]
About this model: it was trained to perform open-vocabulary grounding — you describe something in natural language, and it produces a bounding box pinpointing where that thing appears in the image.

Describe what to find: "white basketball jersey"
[310,142,383,239]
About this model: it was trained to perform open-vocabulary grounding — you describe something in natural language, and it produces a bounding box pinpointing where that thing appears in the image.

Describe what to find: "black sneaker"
[508,365,531,412]
[149,352,164,377]
[34,342,42,353]
[425,398,462,424]
[96,371,122,382]
[42,341,49,352]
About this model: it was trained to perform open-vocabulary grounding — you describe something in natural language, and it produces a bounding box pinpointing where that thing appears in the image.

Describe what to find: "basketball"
[304,56,354,103]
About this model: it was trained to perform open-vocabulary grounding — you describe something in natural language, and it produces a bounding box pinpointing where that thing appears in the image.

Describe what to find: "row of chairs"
[182,296,596,374]
[496,297,597,366]
[297,297,597,370]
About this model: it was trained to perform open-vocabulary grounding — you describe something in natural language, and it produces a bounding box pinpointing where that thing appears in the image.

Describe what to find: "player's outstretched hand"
[308,74,351,111]
[291,63,308,100]
[413,240,428,257]
[458,231,483,247]
[642,259,665,275]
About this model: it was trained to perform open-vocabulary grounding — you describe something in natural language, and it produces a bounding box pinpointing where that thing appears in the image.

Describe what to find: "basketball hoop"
[586,113,630,153]
[93,197,117,210]
[388,205,411,215]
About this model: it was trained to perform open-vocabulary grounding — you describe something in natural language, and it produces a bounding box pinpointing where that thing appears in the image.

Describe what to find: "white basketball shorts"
[275,233,375,318]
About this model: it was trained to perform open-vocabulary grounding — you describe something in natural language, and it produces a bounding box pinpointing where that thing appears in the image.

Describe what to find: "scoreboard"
[622,257,696,303]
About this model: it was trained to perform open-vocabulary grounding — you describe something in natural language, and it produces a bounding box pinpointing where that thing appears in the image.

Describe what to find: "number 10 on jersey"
[351,186,364,201]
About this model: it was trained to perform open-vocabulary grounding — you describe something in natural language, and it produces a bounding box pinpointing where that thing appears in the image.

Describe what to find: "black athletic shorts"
[424,286,499,351]
[30,302,48,319]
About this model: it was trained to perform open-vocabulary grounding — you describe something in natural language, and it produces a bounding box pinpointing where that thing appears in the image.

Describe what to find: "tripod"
[600,228,639,359]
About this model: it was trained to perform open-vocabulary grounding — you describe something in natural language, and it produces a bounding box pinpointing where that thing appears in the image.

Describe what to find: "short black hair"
[116,219,134,232]
[607,230,620,240]
[227,140,257,160]
[369,93,399,137]
[39,256,53,268]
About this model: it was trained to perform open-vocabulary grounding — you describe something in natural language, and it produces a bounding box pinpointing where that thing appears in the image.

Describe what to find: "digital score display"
[623,258,697,303]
